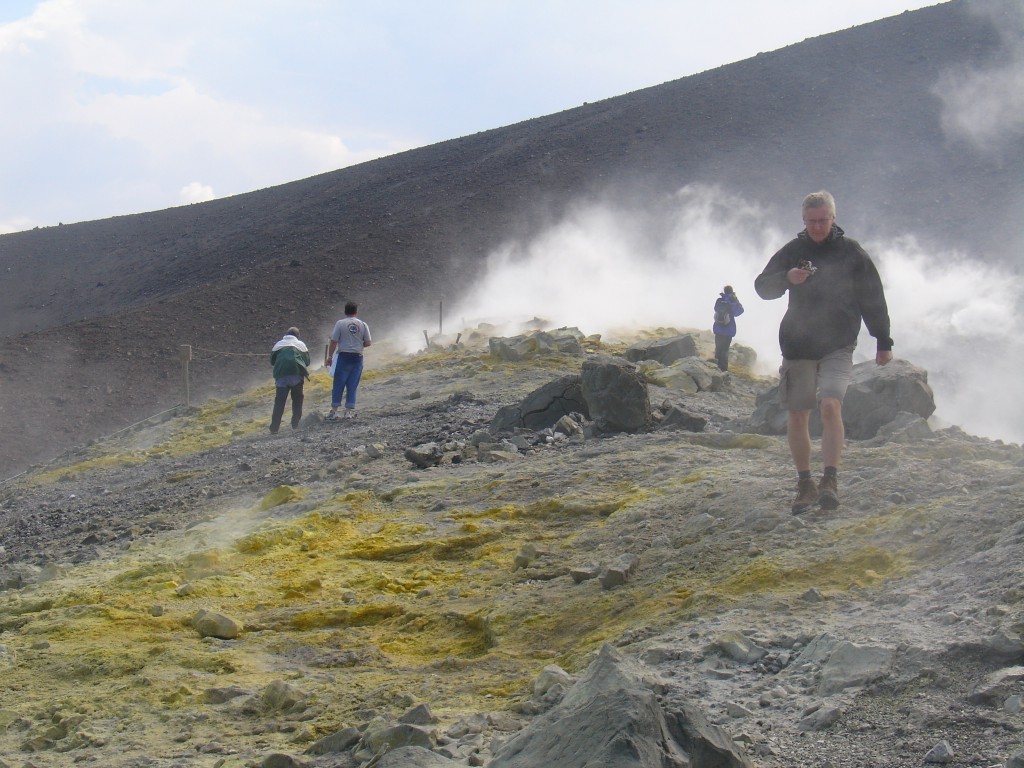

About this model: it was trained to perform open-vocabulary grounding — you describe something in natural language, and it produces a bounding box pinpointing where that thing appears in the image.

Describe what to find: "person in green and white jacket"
[269,327,310,433]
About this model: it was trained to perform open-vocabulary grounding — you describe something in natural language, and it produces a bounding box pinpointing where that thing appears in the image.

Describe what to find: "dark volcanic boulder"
[489,644,751,768]
[581,357,652,433]
[746,358,936,439]
[490,374,589,433]
[843,359,936,439]
[623,334,699,365]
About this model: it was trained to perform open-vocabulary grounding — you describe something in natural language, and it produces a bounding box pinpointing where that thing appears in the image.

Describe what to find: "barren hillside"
[1,0,1021,477]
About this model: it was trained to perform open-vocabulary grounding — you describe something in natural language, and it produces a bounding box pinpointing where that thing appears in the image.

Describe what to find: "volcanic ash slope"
[0,331,1023,767]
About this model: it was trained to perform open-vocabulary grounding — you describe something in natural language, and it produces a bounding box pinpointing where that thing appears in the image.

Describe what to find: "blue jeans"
[332,353,364,409]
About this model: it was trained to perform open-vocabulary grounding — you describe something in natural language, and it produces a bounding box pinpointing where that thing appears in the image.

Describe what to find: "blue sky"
[0,0,939,233]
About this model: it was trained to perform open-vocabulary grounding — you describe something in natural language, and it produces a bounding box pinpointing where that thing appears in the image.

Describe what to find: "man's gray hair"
[802,190,836,218]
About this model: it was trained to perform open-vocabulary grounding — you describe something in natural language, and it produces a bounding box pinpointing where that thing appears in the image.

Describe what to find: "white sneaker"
[343,409,355,419]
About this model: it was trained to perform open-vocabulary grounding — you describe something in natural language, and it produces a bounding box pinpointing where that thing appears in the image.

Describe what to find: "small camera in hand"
[798,259,818,275]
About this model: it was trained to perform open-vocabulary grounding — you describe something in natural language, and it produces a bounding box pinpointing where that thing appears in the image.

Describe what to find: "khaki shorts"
[778,346,855,411]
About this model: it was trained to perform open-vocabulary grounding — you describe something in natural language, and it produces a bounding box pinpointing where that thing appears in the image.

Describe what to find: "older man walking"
[755,191,893,514]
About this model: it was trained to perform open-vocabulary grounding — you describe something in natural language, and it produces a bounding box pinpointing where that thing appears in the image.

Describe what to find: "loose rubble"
[0,326,1022,767]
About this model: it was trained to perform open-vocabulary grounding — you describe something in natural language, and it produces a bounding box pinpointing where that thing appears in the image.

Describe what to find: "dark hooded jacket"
[754,225,893,361]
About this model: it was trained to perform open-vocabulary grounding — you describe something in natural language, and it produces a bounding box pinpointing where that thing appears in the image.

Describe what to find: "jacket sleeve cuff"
[876,338,893,352]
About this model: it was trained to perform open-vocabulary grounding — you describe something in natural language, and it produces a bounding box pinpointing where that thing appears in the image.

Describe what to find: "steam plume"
[444,184,1024,444]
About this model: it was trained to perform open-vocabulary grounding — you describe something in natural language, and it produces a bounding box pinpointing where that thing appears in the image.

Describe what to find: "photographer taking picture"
[754,190,893,515]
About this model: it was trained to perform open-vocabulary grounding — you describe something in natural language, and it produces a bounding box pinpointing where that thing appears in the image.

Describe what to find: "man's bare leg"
[820,397,844,468]
[787,409,812,472]
[788,409,818,513]
[818,397,844,509]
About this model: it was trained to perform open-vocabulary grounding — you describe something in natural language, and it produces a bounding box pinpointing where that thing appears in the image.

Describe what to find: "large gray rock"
[624,334,698,365]
[489,330,584,361]
[489,644,751,768]
[405,442,444,468]
[746,358,936,440]
[490,374,589,432]
[842,359,936,439]
[581,357,652,433]
[787,633,893,696]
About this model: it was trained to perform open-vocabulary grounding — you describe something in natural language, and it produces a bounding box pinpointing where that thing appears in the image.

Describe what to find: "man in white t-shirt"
[326,301,372,420]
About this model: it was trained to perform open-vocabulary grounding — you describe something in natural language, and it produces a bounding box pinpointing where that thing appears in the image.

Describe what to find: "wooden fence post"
[180,345,192,408]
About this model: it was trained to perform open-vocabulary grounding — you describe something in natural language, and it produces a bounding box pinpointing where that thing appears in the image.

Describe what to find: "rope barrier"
[2,332,437,487]
[190,347,269,358]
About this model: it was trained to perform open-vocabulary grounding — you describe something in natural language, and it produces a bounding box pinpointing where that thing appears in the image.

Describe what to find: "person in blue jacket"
[712,285,744,372]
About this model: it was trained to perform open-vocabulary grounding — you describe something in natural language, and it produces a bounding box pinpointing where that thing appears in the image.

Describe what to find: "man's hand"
[787,267,813,285]
[876,350,893,366]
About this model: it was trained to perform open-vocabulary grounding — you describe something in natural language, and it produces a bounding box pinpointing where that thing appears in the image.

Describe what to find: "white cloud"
[179,181,214,205]
[0,215,37,235]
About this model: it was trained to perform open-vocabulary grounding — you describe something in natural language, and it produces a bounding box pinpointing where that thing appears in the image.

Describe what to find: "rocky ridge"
[1,327,1023,767]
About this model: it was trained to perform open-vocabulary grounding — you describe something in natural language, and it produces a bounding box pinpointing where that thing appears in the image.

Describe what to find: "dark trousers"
[714,333,732,372]
[270,381,304,432]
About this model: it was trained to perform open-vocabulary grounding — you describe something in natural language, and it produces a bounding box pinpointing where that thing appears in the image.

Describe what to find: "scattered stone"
[623,334,698,365]
[797,703,842,732]
[553,414,584,436]
[259,484,305,510]
[259,753,305,768]
[400,703,439,725]
[599,553,640,589]
[658,403,708,431]
[727,702,755,718]
[714,631,768,664]
[670,357,726,392]
[864,410,933,445]
[405,442,444,468]
[202,686,251,705]
[570,563,601,584]
[305,726,360,755]
[924,740,955,763]
[533,664,575,697]
[261,680,309,714]
[801,587,825,603]
[513,543,540,570]
[362,723,435,755]
[983,630,1024,659]
[816,640,893,695]
[968,665,1024,706]
[640,361,699,394]
[192,609,243,640]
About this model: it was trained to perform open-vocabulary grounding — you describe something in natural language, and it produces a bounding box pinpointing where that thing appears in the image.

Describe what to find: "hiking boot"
[818,475,840,510]
[326,410,340,421]
[343,409,355,419]
[791,477,819,515]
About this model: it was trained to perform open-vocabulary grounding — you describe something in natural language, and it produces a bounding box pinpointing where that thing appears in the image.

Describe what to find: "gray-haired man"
[755,191,893,513]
